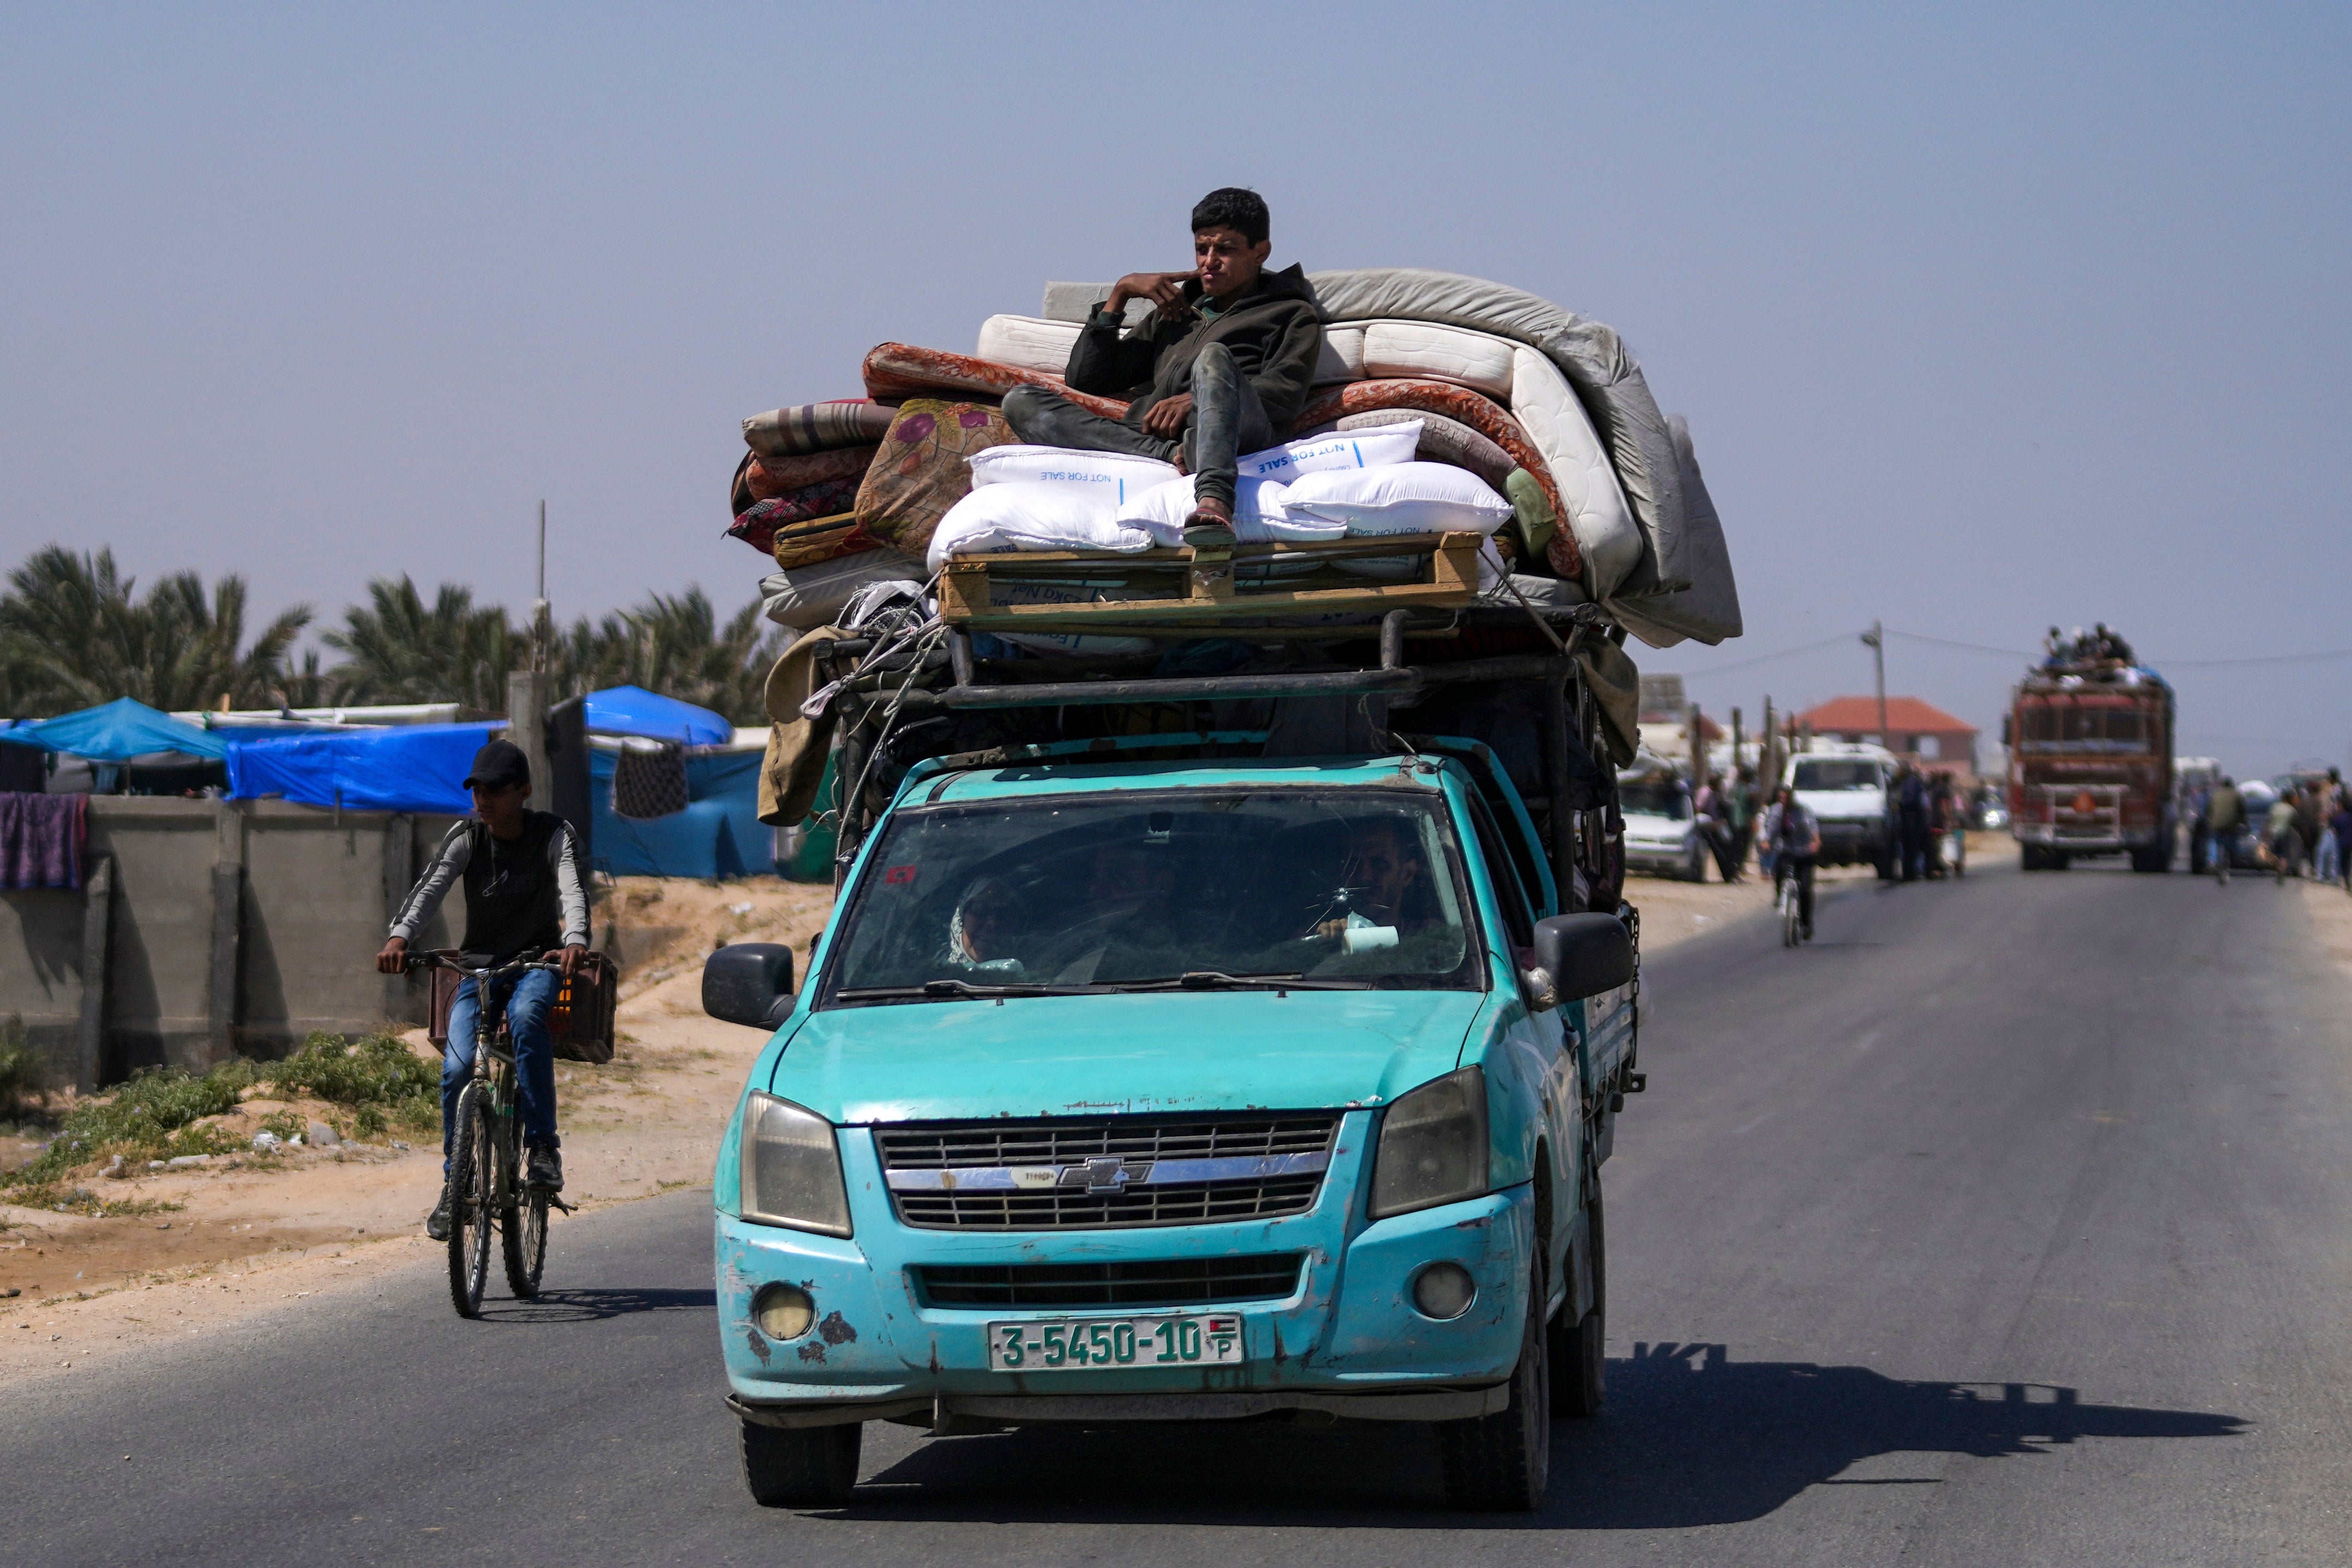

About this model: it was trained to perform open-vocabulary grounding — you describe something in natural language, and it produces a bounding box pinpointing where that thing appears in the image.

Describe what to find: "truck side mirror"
[1526,913,1634,1008]
[703,943,796,1030]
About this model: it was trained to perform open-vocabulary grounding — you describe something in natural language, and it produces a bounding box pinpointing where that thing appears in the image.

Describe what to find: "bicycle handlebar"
[402,953,566,982]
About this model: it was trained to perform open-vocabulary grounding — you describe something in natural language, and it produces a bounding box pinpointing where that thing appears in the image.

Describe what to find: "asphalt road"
[14,855,2352,1565]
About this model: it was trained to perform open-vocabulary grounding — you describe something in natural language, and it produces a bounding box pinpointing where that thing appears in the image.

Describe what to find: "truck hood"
[1797,789,1884,822]
[765,989,1485,1124]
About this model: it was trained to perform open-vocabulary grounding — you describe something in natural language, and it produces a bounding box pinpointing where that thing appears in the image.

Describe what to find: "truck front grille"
[914,1252,1305,1308]
[873,1113,1341,1231]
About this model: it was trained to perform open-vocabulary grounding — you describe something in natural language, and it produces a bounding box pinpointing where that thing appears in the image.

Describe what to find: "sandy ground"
[0,876,832,1388]
[0,832,2022,1388]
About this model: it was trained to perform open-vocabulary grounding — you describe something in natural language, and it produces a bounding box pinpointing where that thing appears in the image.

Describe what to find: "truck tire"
[2021,845,2047,871]
[2130,845,2166,874]
[1440,1255,1551,1511]
[1551,1190,1605,1418]
[740,1418,861,1508]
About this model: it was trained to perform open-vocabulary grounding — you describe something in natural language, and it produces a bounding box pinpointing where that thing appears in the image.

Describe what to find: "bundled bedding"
[724,269,1739,649]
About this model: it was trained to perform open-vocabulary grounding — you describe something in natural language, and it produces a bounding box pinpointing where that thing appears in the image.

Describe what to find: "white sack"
[1235,422,1423,484]
[968,444,1180,506]
[1284,462,1514,537]
[1117,476,1342,549]
[927,482,1155,572]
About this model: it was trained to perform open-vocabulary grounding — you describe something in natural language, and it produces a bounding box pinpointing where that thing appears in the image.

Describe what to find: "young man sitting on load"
[1001,186,1323,546]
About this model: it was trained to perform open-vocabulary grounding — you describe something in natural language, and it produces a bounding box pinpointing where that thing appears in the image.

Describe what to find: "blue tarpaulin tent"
[0,698,231,761]
[583,687,731,747]
[588,746,775,878]
[226,723,501,813]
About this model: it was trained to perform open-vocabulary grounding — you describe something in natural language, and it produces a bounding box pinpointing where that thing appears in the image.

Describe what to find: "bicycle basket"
[421,950,619,1066]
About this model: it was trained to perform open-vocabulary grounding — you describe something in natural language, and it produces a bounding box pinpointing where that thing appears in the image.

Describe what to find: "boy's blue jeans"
[442,970,561,1172]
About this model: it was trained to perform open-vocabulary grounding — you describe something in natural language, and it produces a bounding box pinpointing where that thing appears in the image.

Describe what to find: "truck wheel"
[740,1418,861,1508]
[2130,845,2164,874]
[1875,846,1897,881]
[2052,852,2071,870]
[1551,1190,1605,1418]
[1440,1255,1552,1511]
[2020,845,2041,871]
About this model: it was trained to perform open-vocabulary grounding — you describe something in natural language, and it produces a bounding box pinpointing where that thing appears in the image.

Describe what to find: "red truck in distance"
[2005,661,2176,873]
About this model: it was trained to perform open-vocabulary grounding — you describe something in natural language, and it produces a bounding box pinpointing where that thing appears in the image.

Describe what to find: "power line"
[1670,631,1858,677]
[2157,647,2352,668]
[1882,629,2034,657]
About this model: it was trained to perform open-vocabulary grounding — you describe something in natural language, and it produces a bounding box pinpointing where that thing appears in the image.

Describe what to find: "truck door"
[1462,792,1577,1292]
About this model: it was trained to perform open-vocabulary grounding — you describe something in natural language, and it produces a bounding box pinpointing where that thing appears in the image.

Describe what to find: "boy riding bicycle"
[1760,785,1823,941]
[376,739,590,1240]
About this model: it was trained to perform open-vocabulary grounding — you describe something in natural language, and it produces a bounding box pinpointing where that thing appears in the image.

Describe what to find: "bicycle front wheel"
[448,1085,496,1318]
[503,1183,548,1299]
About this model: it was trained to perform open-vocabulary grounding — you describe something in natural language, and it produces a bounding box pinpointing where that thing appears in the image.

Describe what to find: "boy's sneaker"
[425,1188,453,1242]
[525,1146,564,1192]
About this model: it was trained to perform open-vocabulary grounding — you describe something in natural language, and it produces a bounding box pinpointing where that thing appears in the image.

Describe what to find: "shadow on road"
[836,1340,2244,1527]
[473,1286,717,1324]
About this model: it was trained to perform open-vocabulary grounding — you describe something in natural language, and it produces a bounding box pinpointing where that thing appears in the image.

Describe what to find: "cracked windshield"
[821,790,1482,1002]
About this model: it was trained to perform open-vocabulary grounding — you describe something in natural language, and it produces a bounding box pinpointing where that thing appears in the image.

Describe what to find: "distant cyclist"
[375,740,589,1239]
[1761,785,1823,942]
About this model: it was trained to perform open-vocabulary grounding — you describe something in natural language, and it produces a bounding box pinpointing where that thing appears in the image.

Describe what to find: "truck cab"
[703,737,1637,1512]
[1783,743,1897,878]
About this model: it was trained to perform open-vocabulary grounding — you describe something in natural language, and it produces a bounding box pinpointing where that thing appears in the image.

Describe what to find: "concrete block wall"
[0,798,457,1092]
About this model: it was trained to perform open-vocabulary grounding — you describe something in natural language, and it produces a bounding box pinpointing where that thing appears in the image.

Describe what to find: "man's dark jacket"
[1065,264,1323,441]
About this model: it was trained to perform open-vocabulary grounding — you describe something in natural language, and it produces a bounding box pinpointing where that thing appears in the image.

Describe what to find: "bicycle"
[407,953,570,1317]
[1777,870,1801,947]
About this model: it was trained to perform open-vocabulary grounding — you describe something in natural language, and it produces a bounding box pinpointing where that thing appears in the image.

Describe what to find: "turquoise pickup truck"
[702,615,1646,1511]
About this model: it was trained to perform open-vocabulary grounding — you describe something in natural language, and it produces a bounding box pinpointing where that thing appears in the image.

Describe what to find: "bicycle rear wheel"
[503,1182,548,1299]
[447,1085,495,1319]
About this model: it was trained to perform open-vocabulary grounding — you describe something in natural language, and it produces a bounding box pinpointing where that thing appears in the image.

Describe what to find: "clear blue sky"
[3,3,2346,776]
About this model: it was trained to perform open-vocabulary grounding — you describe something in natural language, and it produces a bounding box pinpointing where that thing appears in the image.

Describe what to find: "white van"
[1783,743,1897,878]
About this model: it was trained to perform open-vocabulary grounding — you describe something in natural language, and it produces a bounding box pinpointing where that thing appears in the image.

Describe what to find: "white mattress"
[1504,345,1641,597]
[1357,320,1515,399]
[977,314,1083,375]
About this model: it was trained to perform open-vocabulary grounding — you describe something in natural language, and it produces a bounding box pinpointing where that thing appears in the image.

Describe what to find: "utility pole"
[1861,620,1889,748]
[1731,707,1744,777]
[1689,702,1706,788]
[1761,696,1776,788]
[507,500,553,810]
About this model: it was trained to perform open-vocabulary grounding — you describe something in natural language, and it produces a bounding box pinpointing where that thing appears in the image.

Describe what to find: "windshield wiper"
[834,978,1103,1002]
[1109,971,1373,992]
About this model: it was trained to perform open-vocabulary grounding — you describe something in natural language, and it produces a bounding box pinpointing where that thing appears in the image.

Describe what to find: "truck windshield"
[819,789,1483,1005]
[1792,760,1881,791]
[1618,783,1689,820]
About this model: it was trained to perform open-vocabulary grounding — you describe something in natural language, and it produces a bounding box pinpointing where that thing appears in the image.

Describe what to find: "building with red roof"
[1796,697,1979,776]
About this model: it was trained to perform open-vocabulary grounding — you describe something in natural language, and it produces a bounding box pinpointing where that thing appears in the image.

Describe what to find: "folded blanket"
[861,343,1128,419]
[742,400,895,460]
[728,478,870,555]
[745,444,878,499]
[0,789,86,890]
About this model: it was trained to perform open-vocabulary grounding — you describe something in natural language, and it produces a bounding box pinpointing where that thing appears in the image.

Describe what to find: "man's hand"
[374,936,409,976]
[1142,392,1192,439]
[1106,269,1197,318]
[547,944,589,980]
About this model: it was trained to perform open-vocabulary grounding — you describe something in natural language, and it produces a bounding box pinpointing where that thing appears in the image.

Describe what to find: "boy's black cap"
[464,739,531,791]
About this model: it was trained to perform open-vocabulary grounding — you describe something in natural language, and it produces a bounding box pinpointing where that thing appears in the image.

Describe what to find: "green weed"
[4,1183,184,1219]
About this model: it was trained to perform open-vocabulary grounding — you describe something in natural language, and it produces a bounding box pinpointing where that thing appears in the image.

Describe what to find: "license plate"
[987,1313,1244,1371]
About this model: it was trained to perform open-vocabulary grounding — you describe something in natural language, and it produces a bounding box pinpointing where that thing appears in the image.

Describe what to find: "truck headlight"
[1370,1067,1489,1219]
[739,1092,852,1237]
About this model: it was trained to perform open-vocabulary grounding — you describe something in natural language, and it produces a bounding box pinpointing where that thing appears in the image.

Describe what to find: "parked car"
[1619,778,1708,881]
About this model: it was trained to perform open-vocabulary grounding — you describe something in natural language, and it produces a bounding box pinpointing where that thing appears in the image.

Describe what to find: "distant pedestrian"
[1727,766,1760,882]
[2207,777,2245,876]
[2331,798,2352,892]
[1896,763,1931,882]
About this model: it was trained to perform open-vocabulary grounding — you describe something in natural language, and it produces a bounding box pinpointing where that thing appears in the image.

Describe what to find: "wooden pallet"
[938,531,1483,634]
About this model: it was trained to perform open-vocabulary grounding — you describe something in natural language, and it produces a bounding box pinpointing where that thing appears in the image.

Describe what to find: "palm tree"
[0,546,311,716]
[321,577,517,711]
[552,588,785,723]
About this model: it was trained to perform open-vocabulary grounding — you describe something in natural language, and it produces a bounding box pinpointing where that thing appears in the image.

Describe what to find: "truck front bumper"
[714,1123,1535,1427]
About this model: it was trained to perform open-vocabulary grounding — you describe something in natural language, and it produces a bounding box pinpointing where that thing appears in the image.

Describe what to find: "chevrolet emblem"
[1068,1157,1133,1193]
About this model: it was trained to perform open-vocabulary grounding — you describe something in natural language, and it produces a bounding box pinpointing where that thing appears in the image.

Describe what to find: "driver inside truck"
[1000,186,1323,549]
[1313,817,1434,942]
